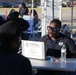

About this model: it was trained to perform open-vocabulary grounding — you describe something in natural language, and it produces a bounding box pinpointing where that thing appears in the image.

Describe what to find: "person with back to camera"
[6,11,30,40]
[0,20,32,75]
[7,9,15,20]
[19,2,29,18]
[6,11,29,31]
[36,19,76,75]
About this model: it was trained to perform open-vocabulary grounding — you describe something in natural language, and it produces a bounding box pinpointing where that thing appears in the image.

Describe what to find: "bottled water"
[60,45,66,62]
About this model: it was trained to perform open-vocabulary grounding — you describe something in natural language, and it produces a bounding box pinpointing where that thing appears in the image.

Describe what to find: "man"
[6,11,29,31]
[36,19,76,75]
[0,20,32,75]
[6,11,30,40]
[40,19,76,58]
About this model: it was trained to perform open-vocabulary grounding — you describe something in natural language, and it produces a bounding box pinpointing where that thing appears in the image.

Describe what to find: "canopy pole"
[71,0,73,38]
[52,0,54,19]
[32,0,34,40]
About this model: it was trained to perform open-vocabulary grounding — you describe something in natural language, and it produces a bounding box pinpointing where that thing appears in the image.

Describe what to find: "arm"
[39,35,47,42]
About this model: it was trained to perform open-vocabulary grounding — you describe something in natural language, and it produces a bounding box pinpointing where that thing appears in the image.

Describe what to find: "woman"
[29,9,38,27]
[19,3,29,17]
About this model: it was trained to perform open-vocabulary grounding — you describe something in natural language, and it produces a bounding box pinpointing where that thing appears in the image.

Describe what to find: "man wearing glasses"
[39,19,76,58]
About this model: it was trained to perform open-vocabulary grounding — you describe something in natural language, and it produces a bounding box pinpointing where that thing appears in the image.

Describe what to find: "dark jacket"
[0,49,32,75]
[39,33,76,58]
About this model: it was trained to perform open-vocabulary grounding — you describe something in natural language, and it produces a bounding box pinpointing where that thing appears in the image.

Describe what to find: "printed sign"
[22,40,45,59]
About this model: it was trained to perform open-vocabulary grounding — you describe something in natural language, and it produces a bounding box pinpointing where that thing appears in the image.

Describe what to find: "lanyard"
[50,40,56,49]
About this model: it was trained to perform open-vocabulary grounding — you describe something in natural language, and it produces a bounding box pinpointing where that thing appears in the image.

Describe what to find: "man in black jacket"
[36,19,76,75]
[39,19,76,58]
[0,20,32,75]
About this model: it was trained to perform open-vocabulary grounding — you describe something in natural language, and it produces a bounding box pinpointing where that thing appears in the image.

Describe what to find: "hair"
[10,9,15,13]
[7,11,19,20]
[50,19,62,28]
[0,20,22,49]
[21,3,26,8]
[30,9,38,17]
[14,18,29,31]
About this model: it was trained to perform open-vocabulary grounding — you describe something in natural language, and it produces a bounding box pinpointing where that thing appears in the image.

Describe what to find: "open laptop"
[22,40,46,60]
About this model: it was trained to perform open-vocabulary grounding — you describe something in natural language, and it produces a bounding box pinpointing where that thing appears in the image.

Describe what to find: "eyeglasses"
[47,26,59,32]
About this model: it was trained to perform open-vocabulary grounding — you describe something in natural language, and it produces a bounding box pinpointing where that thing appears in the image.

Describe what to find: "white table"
[30,58,76,72]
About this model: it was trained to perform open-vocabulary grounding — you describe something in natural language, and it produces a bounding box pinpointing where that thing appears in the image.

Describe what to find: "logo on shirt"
[58,42,63,46]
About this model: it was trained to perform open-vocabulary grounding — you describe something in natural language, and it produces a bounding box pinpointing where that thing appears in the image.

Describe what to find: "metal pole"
[71,0,73,38]
[59,0,62,20]
[32,0,34,40]
[42,0,47,36]
[42,2,44,36]
[32,0,34,19]
[44,0,47,35]
[52,0,54,19]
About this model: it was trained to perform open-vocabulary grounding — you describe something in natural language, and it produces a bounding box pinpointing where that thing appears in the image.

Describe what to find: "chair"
[0,15,6,20]
[23,15,33,32]
[28,21,41,41]
[23,15,41,41]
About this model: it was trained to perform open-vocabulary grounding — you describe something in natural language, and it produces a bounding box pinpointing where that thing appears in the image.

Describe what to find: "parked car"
[35,2,41,7]
[0,2,11,8]
[11,2,22,8]
[26,2,37,8]
[62,2,67,7]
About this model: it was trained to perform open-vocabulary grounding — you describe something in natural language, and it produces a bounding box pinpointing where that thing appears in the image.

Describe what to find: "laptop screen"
[22,40,45,60]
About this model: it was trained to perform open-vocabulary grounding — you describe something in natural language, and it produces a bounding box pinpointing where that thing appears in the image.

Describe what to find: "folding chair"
[23,15,41,41]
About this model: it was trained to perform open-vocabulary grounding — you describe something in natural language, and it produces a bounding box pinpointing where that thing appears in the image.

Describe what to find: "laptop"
[22,40,46,60]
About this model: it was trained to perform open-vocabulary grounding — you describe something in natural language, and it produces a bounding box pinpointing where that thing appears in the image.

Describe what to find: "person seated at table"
[39,19,76,58]
[7,11,29,32]
[5,11,30,40]
[29,9,38,27]
[36,19,76,75]
[0,20,32,75]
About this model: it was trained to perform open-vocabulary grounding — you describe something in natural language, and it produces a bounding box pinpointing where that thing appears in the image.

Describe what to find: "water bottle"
[60,45,66,62]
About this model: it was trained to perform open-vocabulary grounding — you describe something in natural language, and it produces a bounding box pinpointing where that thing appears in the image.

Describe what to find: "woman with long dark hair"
[29,9,38,27]
[19,3,29,18]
